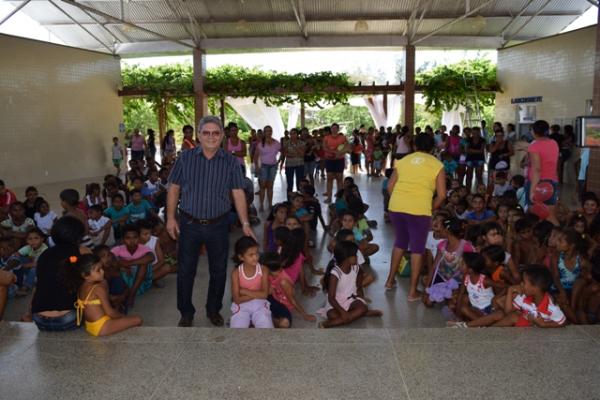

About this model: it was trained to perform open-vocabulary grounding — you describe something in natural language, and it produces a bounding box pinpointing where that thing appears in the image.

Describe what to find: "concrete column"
[300,101,306,128]
[193,47,208,133]
[383,92,388,120]
[589,7,600,194]
[404,45,416,131]
[220,98,226,126]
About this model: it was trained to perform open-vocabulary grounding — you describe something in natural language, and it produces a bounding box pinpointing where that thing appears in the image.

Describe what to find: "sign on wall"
[511,96,543,104]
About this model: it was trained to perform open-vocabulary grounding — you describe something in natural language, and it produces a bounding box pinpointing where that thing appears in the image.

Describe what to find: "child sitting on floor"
[88,205,114,248]
[263,203,288,252]
[263,252,316,328]
[13,227,47,296]
[1,202,35,246]
[453,252,501,326]
[576,253,600,324]
[423,218,475,308]
[550,228,590,323]
[64,254,142,336]
[229,236,273,329]
[138,219,174,288]
[320,240,382,328]
[110,224,155,308]
[465,194,496,224]
[33,200,57,236]
[104,194,129,241]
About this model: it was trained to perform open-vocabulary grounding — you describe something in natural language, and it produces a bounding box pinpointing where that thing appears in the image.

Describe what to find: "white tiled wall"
[0,34,122,187]
[495,26,596,126]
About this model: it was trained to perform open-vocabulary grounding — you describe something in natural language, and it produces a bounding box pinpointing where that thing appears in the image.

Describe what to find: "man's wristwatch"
[242,221,250,227]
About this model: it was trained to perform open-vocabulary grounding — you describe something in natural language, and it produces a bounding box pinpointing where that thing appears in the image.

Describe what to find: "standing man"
[167,116,255,327]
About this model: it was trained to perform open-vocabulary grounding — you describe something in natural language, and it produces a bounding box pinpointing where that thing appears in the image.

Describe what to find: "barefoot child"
[138,220,174,287]
[230,237,273,329]
[64,254,142,336]
[320,240,382,328]
[262,252,316,328]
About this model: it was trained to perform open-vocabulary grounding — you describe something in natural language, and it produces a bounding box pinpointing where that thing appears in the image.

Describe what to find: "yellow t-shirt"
[389,152,443,216]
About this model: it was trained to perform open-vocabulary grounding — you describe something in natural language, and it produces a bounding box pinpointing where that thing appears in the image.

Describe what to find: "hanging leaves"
[122,64,353,107]
[416,59,500,113]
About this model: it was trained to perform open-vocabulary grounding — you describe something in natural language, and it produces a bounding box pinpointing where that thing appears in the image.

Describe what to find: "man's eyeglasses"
[201,130,222,137]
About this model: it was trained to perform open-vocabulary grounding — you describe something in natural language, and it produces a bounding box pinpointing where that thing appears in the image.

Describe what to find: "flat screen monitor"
[576,116,600,147]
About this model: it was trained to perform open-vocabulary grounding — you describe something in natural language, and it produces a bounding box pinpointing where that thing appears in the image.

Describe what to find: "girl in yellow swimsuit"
[66,254,143,336]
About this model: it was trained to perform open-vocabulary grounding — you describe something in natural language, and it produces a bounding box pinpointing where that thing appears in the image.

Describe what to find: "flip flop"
[407,295,422,302]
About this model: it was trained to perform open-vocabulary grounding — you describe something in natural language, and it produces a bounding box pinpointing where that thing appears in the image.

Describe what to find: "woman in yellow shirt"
[384,133,447,301]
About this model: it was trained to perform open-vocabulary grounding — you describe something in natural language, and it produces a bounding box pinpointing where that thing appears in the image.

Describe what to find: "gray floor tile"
[189,326,391,345]
[152,342,408,400]
[389,325,590,344]
[0,340,185,400]
[393,340,600,400]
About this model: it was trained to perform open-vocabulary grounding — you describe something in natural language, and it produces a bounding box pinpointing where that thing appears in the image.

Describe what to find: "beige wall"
[495,26,596,126]
[0,34,122,188]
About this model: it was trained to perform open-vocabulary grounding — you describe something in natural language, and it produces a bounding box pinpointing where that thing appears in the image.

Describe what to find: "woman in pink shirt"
[253,125,281,212]
[130,129,146,161]
[527,120,560,225]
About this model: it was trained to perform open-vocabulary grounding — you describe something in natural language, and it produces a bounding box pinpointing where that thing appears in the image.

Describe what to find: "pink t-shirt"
[131,135,146,151]
[528,139,559,182]
[258,140,281,165]
[111,244,152,261]
[284,253,306,283]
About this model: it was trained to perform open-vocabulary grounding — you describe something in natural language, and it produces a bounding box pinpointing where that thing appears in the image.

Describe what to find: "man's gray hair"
[198,115,224,133]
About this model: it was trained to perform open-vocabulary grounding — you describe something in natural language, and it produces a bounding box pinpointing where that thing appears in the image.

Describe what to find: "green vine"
[122,64,353,107]
[416,59,500,114]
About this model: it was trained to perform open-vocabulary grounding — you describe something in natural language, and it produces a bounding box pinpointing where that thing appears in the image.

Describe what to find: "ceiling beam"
[412,0,497,45]
[49,0,114,53]
[0,0,31,26]
[499,0,536,37]
[502,0,554,47]
[78,6,123,44]
[38,12,584,27]
[114,34,505,56]
[59,0,195,49]
[289,0,308,39]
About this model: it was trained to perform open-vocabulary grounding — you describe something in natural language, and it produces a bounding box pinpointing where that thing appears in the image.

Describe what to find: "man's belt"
[179,209,227,225]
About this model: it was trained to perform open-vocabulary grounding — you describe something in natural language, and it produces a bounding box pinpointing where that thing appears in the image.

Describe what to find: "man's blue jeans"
[177,212,229,318]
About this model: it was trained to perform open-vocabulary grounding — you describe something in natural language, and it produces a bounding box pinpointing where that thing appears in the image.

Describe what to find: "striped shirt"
[168,147,244,219]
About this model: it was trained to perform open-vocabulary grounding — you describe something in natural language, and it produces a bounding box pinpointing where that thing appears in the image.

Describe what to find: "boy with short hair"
[465,194,496,224]
[126,189,156,224]
[104,194,129,241]
[110,224,155,307]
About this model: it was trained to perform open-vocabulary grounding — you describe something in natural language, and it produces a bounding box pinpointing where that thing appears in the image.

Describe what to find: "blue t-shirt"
[126,200,152,223]
[104,206,129,227]
[465,209,495,222]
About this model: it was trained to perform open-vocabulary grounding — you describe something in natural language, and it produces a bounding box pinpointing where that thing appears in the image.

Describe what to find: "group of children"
[405,188,600,328]
[0,155,180,335]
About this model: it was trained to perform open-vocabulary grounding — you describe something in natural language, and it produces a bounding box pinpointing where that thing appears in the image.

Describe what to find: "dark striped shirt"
[168,147,244,219]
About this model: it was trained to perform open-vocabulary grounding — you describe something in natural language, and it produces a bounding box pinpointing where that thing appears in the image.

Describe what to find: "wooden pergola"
[118,81,424,138]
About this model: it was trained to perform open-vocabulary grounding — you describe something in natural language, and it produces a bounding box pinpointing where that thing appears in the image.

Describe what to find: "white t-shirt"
[425,231,443,258]
[88,216,111,234]
[34,211,57,235]
[112,144,123,159]
[513,293,566,325]
[493,182,511,197]
[142,235,159,262]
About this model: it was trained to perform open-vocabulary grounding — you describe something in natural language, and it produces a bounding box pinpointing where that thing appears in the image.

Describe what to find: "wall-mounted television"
[576,116,600,147]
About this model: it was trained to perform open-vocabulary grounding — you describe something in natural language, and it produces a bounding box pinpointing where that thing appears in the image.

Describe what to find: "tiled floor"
[1,321,600,400]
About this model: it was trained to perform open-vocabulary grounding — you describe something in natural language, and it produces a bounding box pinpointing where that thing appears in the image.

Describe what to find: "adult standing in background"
[224,122,247,175]
[527,120,560,226]
[181,124,197,151]
[161,129,177,163]
[384,133,446,301]
[146,129,157,162]
[280,128,306,194]
[254,125,281,212]
[167,116,255,327]
[130,129,146,161]
[323,123,349,203]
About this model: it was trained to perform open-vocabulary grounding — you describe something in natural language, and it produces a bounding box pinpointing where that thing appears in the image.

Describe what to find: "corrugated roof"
[3,0,594,54]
